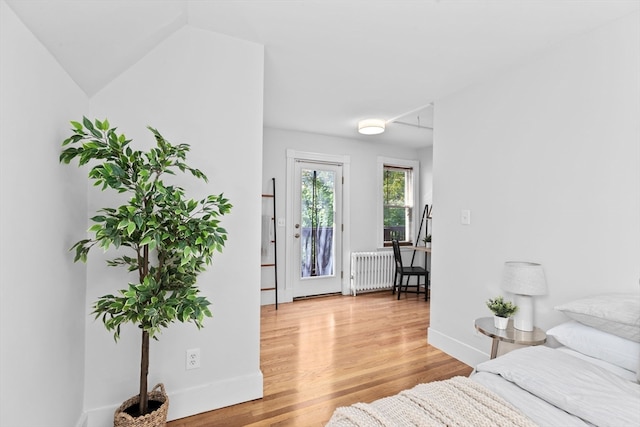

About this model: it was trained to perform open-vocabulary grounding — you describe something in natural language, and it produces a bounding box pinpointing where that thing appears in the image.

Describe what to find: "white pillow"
[547,321,639,373]
[554,293,640,342]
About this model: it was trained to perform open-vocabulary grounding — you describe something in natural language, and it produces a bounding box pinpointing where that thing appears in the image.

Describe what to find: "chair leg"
[392,271,399,295]
[423,275,427,301]
[406,275,411,298]
[400,275,411,300]
[425,272,429,301]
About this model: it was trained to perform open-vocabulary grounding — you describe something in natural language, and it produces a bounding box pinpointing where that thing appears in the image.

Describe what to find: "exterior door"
[292,161,343,297]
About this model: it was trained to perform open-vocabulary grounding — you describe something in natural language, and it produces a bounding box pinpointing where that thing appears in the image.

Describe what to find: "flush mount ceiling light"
[358,119,386,135]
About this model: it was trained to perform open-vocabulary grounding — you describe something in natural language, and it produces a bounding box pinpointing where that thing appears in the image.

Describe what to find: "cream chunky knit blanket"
[326,376,537,427]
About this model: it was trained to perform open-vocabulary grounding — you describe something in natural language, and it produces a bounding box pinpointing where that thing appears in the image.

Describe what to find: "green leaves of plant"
[93,277,213,341]
[486,296,518,317]
[62,117,231,341]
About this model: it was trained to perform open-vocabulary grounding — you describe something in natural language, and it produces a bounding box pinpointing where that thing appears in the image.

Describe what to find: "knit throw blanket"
[326,376,537,427]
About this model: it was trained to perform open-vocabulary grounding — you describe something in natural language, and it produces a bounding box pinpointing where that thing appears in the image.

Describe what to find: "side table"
[474,316,546,359]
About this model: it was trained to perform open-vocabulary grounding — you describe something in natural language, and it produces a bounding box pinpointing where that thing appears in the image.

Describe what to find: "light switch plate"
[461,209,471,225]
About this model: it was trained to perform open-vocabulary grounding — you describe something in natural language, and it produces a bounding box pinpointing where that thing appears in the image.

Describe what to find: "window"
[377,158,419,247]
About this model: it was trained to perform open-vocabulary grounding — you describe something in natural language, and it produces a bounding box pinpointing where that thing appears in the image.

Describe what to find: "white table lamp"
[500,261,547,331]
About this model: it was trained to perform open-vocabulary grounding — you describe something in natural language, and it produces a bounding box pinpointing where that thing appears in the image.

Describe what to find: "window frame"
[377,157,420,248]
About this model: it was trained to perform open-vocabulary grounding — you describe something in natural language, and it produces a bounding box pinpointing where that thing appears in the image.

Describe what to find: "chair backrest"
[391,239,403,269]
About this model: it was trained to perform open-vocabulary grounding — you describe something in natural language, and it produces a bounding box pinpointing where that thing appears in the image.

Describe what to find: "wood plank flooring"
[167,291,472,426]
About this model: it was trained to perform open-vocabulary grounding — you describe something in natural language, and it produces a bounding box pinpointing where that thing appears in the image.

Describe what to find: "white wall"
[0,2,89,427]
[429,12,640,367]
[81,25,264,425]
[262,128,427,304]
[418,146,434,210]
[417,146,434,269]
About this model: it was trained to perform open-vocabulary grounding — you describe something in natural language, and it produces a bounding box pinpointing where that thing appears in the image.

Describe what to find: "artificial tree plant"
[60,117,232,416]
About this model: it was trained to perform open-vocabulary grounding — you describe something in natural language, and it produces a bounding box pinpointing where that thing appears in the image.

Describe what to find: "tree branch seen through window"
[383,166,413,244]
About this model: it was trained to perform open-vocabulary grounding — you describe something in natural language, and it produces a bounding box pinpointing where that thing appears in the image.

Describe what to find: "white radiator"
[350,251,395,295]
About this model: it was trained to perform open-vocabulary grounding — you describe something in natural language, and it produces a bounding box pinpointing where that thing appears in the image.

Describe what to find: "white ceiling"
[6,0,640,147]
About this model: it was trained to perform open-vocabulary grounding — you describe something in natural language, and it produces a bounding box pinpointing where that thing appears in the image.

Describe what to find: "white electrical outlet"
[186,348,201,370]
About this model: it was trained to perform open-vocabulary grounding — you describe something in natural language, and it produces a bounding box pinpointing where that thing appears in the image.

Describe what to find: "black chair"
[391,239,429,300]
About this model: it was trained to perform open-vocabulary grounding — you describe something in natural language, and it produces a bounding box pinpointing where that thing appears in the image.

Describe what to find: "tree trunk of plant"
[139,329,149,415]
[138,242,150,415]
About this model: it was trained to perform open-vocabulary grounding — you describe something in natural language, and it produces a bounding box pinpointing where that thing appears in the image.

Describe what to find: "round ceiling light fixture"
[358,119,386,135]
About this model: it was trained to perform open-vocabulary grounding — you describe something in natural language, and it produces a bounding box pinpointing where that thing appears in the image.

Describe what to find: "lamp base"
[513,294,534,331]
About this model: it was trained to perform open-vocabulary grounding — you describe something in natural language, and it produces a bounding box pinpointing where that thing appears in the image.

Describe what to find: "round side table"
[474,316,546,359]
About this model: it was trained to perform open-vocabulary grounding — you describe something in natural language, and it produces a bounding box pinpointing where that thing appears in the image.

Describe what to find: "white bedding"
[327,345,640,426]
[473,346,640,427]
[554,346,638,382]
[472,371,591,426]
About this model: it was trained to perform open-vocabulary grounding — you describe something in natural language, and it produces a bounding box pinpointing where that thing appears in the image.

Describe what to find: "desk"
[409,245,431,253]
[474,317,546,359]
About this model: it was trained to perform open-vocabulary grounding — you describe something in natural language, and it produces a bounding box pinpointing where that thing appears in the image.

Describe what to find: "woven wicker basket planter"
[114,383,169,427]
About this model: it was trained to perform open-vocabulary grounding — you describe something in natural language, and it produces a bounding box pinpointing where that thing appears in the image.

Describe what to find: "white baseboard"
[168,371,263,421]
[86,404,116,427]
[427,327,488,368]
[74,412,88,427]
[85,370,263,427]
[260,289,277,306]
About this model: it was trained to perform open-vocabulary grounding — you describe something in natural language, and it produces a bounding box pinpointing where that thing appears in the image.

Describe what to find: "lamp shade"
[358,119,385,135]
[500,261,547,296]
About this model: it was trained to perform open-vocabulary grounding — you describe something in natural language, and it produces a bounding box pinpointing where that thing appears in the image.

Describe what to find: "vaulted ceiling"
[6,0,639,147]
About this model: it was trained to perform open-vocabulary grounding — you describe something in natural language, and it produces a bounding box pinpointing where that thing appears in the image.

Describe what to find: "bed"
[326,293,640,427]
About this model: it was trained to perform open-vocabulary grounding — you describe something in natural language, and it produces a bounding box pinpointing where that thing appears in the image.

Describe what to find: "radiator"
[350,251,395,295]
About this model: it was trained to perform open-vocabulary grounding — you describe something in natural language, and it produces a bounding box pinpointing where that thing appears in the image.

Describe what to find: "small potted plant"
[486,296,518,329]
[422,234,432,248]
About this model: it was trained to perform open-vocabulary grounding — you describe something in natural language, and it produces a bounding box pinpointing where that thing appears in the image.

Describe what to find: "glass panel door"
[301,168,335,278]
[292,161,342,297]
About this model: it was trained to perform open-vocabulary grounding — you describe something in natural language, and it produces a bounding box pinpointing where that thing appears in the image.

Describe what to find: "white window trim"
[377,156,420,248]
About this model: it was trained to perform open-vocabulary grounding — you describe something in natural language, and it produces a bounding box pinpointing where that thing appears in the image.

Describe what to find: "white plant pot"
[494,316,509,329]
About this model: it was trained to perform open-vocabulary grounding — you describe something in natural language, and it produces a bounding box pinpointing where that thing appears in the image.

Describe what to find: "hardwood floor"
[167,291,472,426]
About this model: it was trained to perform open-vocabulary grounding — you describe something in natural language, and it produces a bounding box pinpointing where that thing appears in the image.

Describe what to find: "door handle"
[295,223,300,228]
[294,233,300,238]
